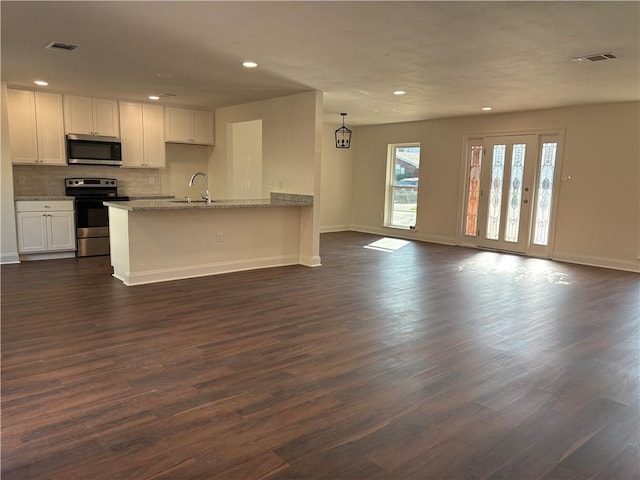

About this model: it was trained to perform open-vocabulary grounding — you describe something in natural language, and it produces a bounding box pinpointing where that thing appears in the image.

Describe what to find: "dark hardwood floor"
[2,231,639,479]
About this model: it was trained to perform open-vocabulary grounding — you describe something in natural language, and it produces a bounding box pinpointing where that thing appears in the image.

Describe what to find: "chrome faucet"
[188,172,211,204]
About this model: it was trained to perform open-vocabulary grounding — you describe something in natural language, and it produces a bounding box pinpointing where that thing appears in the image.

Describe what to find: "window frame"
[384,143,421,230]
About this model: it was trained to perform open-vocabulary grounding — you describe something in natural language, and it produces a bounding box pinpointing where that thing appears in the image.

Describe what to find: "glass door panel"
[533,142,558,246]
[477,135,536,253]
[504,143,527,243]
[464,145,483,236]
[486,144,506,240]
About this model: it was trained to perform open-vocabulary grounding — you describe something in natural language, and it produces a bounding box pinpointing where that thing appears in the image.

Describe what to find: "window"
[385,144,420,228]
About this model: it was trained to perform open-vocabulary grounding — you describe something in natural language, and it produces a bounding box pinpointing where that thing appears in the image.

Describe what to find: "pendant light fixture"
[335,113,352,148]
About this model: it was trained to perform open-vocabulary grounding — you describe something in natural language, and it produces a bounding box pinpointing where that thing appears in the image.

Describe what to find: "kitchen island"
[105,193,318,286]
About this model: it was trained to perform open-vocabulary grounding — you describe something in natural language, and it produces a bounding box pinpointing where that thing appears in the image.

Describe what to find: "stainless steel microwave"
[66,134,122,166]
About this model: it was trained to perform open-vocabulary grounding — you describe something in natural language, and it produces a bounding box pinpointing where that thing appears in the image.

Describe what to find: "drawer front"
[16,200,74,212]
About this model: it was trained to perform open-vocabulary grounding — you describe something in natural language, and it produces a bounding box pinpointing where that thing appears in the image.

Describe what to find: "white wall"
[160,143,211,199]
[1,82,19,263]
[347,102,639,272]
[211,91,323,266]
[320,122,353,232]
[228,119,262,199]
[211,91,321,198]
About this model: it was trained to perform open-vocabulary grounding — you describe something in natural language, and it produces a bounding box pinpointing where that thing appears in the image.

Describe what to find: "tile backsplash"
[13,165,161,196]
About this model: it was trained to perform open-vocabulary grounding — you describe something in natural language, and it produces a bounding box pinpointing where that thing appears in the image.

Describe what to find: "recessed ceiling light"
[482,106,493,111]
[34,80,48,86]
[242,61,258,68]
[148,95,160,100]
[393,90,406,96]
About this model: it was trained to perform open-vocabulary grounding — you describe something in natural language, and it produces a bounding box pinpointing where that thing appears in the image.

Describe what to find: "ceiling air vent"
[44,41,78,51]
[573,52,619,62]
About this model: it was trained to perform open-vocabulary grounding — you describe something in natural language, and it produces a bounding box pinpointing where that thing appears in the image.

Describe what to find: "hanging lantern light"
[335,113,352,148]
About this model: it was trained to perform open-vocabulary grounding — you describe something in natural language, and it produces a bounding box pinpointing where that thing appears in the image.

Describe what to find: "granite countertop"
[125,194,175,200]
[15,196,74,201]
[15,194,175,201]
[104,193,313,211]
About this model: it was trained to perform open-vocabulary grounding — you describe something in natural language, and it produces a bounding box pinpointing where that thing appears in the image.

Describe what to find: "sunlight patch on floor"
[364,237,410,253]
[457,252,573,285]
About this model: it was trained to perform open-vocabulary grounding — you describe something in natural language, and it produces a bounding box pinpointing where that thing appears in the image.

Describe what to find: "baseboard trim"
[116,255,303,286]
[339,228,639,272]
[350,225,456,246]
[300,255,322,267]
[552,252,640,273]
[1,253,20,264]
[18,251,76,262]
[320,225,351,233]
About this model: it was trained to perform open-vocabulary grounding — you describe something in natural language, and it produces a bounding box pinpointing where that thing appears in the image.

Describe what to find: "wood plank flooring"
[2,231,639,479]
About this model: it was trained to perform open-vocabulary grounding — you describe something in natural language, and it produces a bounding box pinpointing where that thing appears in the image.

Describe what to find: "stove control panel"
[65,178,117,188]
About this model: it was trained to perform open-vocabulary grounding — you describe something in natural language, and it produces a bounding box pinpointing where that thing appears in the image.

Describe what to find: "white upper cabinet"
[164,107,191,142]
[92,98,120,137]
[142,104,166,167]
[63,95,120,137]
[119,102,144,165]
[7,90,38,164]
[165,107,214,145]
[119,102,165,168]
[7,89,65,165]
[35,93,67,164]
[191,110,215,145]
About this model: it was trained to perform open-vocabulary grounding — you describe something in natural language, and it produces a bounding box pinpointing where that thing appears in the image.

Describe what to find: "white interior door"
[477,135,537,253]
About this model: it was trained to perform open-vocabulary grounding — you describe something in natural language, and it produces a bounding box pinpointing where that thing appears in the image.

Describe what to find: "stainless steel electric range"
[65,178,129,257]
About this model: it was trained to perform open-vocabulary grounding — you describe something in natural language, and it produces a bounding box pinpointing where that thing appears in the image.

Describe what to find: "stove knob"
[74,180,79,184]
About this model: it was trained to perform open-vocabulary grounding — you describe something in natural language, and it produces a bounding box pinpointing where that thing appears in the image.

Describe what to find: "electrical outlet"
[216,232,224,243]
[149,177,155,185]
[19,176,27,184]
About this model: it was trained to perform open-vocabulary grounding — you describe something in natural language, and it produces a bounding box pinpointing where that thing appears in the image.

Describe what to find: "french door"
[477,135,537,253]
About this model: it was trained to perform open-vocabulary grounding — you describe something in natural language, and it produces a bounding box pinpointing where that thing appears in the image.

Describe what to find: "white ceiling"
[2,1,639,126]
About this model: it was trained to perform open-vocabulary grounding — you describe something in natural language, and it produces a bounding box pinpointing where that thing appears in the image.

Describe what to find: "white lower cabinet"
[16,201,76,254]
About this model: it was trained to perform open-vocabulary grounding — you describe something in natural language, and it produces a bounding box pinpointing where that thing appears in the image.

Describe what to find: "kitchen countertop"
[107,192,316,286]
[15,196,75,201]
[126,194,175,200]
[104,192,313,211]
[15,194,175,201]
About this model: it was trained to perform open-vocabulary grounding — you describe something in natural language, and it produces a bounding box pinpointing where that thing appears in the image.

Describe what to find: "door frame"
[476,134,538,254]
[456,128,566,258]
